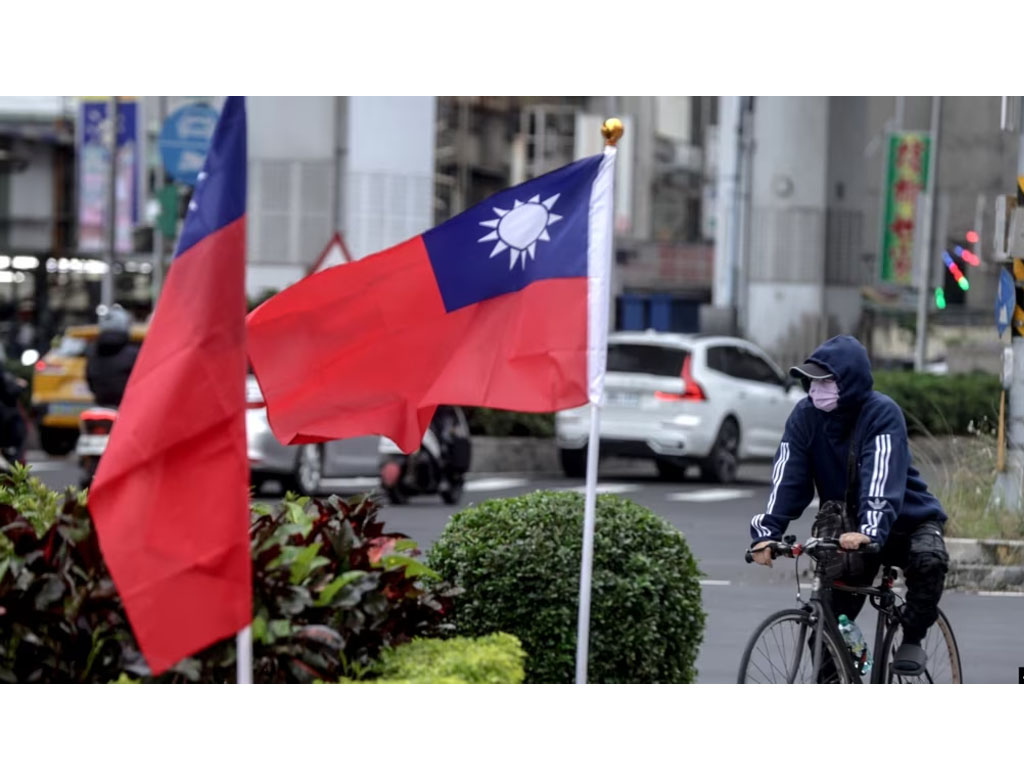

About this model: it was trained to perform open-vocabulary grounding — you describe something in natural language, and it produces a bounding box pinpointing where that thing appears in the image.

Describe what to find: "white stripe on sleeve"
[869,434,892,498]
[765,443,789,515]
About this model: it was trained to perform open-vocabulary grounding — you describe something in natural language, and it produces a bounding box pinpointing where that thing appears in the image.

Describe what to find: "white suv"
[555,331,804,482]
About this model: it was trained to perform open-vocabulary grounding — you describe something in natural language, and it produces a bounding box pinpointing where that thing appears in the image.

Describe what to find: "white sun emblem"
[477,194,563,270]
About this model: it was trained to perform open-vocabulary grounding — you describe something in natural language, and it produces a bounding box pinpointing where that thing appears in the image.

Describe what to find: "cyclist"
[748,335,948,676]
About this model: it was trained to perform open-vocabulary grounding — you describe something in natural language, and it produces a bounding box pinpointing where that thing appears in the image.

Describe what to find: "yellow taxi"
[31,324,147,455]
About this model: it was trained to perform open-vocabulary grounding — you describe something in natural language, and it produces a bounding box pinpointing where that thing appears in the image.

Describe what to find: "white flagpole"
[574,120,621,684]
[236,625,253,684]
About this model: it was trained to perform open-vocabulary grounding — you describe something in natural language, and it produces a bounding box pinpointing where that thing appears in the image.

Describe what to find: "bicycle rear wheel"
[881,606,962,683]
[738,609,853,684]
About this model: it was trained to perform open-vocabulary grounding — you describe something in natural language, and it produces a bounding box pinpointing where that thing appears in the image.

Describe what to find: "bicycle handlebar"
[744,537,881,563]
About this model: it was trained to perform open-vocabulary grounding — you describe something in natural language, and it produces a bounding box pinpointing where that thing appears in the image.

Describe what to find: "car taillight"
[85,421,113,436]
[81,410,116,435]
[655,356,707,402]
[36,361,65,375]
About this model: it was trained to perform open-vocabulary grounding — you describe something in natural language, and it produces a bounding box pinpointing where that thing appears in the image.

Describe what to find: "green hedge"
[346,632,525,684]
[466,407,555,438]
[872,371,1001,436]
[427,490,705,684]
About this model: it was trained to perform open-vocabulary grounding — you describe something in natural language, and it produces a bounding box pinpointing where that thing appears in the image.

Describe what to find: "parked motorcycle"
[76,407,118,488]
[378,405,471,505]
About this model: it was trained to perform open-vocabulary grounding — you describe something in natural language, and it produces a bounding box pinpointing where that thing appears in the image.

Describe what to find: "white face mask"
[809,378,840,412]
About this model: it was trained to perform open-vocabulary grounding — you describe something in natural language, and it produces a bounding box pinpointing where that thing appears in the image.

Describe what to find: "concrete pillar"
[744,97,830,366]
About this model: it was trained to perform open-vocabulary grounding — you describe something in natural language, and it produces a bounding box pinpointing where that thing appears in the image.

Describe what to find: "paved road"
[25,452,1023,683]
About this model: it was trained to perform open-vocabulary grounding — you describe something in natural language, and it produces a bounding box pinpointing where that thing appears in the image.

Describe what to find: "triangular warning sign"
[309,232,353,275]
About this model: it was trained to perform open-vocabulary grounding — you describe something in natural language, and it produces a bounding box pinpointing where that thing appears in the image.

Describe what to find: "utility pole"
[102,95,118,308]
[151,96,167,307]
[914,96,942,372]
[995,97,1024,512]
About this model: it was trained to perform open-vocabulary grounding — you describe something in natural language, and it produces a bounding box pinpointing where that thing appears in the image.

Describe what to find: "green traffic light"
[935,287,946,309]
[958,277,970,291]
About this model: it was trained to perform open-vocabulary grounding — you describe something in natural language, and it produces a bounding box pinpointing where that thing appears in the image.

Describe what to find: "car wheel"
[560,448,587,479]
[250,472,268,495]
[290,444,323,496]
[41,426,75,456]
[440,477,464,505]
[385,485,408,505]
[701,418,739,484]
[655,458,688,482]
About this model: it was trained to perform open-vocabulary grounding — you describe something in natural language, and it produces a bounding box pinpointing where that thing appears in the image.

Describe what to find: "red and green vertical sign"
[880,132,931,283]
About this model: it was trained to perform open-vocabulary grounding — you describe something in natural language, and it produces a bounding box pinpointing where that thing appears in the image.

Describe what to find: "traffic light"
[943,251,970,291]
[935,287,946,309]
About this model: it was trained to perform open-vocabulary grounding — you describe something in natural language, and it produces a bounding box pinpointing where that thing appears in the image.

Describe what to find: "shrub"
[872,371,1001,436]
[0,474,455,683]
[0,483,132,683]
[187,493,456,683]
[346,632,525,684]
[0,465,77,558]
[427,490,705,683]
[466,408,555,438]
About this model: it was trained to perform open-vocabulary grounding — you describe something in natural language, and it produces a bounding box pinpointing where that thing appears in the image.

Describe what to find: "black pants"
[830,519,949,644]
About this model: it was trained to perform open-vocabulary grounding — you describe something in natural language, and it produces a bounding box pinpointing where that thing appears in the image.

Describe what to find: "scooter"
[378,406,471,506]
[76,407,118,488]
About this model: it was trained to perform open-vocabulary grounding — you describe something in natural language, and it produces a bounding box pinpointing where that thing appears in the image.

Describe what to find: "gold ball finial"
[602,118,624,147]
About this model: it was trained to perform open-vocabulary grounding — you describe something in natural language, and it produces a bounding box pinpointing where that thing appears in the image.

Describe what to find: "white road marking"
[699,579,731,586]
[975,591,1024,598]
[465,477,529,492]
[27,461,73,472]
[320,476,531,493]
[319,477,381,490]
[568,483,642,495]
[668,489,753,503]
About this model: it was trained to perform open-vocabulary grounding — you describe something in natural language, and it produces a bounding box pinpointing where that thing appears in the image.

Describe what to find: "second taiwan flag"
[247,148,617,453]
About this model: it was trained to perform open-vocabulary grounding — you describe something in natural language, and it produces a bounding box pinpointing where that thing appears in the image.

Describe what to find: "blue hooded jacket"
[749,335,946,546]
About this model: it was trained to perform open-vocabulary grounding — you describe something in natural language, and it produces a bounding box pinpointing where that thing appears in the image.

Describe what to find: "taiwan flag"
[247,147,616,453]
[89,96,251,675]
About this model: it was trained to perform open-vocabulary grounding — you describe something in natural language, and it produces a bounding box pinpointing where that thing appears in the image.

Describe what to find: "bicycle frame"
[801,556,902,684]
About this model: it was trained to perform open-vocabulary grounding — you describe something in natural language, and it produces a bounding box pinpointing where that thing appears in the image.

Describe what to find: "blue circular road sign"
[159,103,219,186]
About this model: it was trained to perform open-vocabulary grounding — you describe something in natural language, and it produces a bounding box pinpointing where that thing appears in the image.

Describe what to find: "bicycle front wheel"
[738,608,853,684]
[881,606,962,683]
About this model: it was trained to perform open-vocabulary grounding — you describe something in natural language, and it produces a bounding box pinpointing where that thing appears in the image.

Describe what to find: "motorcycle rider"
[85,305,139,408]
[0,346,27,465]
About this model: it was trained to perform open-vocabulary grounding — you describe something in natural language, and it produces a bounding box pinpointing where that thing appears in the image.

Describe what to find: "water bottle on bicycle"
[837,614,872,676]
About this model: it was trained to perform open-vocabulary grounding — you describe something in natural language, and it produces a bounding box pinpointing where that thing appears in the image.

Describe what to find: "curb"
[946,537,1024,592]
[471,436,557,474]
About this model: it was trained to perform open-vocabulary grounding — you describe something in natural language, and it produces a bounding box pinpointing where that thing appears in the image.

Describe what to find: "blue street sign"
[158,102,219,186]
[996,267,1015,337]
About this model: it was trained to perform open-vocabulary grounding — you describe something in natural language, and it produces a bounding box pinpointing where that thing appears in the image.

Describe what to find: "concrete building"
[715,96,1020,371]
[436,96,716,333]
[6,94,1014,373]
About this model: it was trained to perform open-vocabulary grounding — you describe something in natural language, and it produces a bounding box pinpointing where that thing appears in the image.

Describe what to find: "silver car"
[246,374,379,495]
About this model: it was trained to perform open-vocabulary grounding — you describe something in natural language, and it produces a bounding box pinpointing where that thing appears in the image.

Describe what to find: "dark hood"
[803,335,873,417]
[95,329,130,355]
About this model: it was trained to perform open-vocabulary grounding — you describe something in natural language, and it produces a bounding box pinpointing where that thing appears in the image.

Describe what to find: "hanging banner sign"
[880,132,931,284]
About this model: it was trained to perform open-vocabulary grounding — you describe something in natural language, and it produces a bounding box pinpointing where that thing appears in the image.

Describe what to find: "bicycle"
[737,535,962,684]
